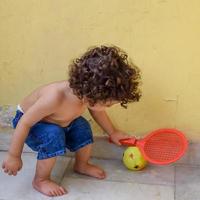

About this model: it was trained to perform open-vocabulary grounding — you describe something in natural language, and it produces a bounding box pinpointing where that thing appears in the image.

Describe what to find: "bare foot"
[74,162,106,179]
[32,177,67,197]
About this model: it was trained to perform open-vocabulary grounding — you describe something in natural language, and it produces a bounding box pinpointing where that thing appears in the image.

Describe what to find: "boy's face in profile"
[85,99,119,111]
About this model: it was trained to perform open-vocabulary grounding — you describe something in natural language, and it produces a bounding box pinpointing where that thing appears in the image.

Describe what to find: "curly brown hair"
[68,45,142,108]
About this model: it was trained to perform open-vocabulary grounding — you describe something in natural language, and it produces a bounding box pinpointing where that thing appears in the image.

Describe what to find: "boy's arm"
[9,94,60,157]
[2,92,61,175]
[88,109,130,145]
[88,109,116,135]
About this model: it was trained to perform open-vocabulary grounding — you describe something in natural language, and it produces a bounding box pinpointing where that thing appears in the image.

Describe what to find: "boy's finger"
[8,170,13,175]
[116,141,121,146]
[2,162,5,169]
[13,171,17,176]
[117,140,122,145]
[18,166,22,171]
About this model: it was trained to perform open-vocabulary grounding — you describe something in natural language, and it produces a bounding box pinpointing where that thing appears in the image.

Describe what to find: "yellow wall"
[0,0,200,140]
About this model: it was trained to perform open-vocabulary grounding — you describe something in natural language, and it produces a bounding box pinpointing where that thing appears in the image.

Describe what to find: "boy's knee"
[46,124,65,141]
[65,116,93,152]
[72,116,91,129]
[37,124,66,160]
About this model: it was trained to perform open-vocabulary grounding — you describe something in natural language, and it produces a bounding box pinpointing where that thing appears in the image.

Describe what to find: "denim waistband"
[17,104,24,113]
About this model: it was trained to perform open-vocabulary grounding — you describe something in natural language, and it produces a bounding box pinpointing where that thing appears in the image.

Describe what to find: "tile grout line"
[175,163,200,168]
[174,166,177,200]
[64,173,175,187]
[58,157,74,185]
[50,158,74,200]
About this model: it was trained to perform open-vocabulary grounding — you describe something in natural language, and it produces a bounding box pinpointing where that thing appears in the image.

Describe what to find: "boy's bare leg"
[74,144,106,179]
[32,157,67,197]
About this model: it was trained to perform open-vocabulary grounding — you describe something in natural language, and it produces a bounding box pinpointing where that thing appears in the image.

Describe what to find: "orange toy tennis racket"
[110,129,188,165]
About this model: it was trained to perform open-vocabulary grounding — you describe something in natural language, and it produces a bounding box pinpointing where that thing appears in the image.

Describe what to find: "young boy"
[2,45,141,197]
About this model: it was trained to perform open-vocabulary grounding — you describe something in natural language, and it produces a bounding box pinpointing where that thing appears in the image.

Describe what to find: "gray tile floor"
[0,151,199,200]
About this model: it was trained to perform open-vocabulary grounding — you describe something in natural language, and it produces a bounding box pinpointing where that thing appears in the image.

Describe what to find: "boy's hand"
[109,129,131,146]
[2,153,23,176]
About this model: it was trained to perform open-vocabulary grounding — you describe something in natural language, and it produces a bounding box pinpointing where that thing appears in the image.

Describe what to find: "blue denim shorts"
[12,110,93,160]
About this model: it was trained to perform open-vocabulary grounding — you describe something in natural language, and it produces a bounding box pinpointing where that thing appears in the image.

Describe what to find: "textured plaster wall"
[0,0,200,140]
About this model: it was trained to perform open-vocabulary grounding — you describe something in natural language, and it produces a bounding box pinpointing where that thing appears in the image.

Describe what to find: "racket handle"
[108,137,136,146]
[119,137,136,146]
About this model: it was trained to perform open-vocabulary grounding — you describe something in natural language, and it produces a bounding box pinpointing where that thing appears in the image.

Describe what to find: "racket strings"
[144,133,184,162]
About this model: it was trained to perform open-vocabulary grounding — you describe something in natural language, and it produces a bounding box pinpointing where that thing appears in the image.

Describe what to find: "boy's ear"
[82,96,88,103]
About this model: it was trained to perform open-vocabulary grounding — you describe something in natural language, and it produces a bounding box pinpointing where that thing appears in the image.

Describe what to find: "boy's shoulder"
[20,80,80,115]
[38,80,81,106]
[38,81,67,102]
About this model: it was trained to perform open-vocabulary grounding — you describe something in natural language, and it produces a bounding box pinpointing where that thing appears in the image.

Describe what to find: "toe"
[54,190,60,196]
[99,171,106,179]
[102,171,106,178]
[48,191,54,197]
[58,189,64,196]
[53,190,58,196]
[59,186,67,194]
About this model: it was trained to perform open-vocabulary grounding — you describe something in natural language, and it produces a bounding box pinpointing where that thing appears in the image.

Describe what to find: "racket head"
[137,129,188,165]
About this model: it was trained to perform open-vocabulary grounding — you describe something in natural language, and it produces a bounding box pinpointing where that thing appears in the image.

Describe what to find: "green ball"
[122,147,147,171]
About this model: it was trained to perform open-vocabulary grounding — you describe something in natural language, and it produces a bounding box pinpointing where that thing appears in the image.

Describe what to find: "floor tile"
[64,158,175,186]
[175,165,200,200]
[54,177,174,200]
[187,143,200,166]
[0,152,71,200]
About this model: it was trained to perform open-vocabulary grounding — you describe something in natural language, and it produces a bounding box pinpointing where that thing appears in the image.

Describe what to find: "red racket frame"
[113,129,188,165]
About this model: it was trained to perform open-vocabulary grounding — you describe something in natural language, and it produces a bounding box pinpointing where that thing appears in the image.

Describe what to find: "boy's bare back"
[20,80,86,127]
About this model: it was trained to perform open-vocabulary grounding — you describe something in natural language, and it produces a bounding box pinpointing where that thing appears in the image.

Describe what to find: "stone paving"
[0,148,199,200]
[0,130,199,200]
